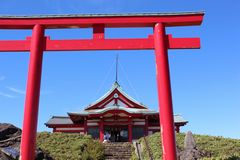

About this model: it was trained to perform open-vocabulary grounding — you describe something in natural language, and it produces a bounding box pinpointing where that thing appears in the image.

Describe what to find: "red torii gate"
[0,12,204,160]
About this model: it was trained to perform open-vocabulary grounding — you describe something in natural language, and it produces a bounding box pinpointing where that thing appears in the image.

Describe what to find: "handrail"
[143,136,154,160]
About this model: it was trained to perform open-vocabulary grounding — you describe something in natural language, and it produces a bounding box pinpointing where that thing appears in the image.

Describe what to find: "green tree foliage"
[37,132,104,160]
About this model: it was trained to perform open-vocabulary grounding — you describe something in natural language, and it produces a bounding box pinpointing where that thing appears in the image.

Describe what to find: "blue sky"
[0,0,239,139]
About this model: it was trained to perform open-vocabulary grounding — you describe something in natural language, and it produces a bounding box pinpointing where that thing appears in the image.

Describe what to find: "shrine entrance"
[0,12,204,160]
[104,126,128,142]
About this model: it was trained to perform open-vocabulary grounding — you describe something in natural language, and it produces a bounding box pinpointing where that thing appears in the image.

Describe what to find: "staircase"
[104,142,132,160]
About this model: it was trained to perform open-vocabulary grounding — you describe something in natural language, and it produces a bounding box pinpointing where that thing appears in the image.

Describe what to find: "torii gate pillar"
[20,24,45,160]
[154,23,176,160]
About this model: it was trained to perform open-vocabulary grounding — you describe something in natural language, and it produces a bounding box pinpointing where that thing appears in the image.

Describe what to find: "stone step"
[104,153,132,155]
[105,157,131,159]
[105,156,131,157]
[105,148,131,150]
[104,142,131,146]
[103,142,132,160]
[104,153,132,156]
[105,152,132,154]
[104,152,132,155]
[104,152,132,154]
[104,145,131,148]
[105,158,131,159]
[105,158,131,160]
[104,149,131,151]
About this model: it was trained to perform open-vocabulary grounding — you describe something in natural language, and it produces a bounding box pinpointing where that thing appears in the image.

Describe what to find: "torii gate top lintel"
[0,11,204,52]
[0,11,204,29]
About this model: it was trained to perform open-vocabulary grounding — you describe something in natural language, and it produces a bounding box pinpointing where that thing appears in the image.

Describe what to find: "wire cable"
[94,58,115,98]
[119,61,141,101]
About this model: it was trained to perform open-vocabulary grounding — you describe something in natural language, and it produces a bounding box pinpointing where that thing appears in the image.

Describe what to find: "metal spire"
[115,54,119,83]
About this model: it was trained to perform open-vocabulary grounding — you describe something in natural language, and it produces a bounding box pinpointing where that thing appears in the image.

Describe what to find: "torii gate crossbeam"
[0,12,204,160]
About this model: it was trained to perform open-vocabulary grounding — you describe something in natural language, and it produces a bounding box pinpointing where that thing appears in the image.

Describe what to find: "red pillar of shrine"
[128,119,132,142]
[154,23,177,160]
[20,24,45,160]
[99,120,104,141]
[84,117,87,134]
[176,126,180,133]
[145,116,149,136]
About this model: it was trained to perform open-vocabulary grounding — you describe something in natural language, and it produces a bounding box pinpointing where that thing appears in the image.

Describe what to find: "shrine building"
[45,82,187,142]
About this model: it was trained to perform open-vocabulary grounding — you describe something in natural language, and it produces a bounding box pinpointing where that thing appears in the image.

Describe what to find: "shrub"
[136,132,240,160]
[37,132,104,160]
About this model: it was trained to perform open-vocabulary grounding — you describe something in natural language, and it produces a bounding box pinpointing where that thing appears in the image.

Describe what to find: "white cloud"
[6,86,54,96]
[0,92,14,98]
[6,86,25,95]
[0,76,6,81]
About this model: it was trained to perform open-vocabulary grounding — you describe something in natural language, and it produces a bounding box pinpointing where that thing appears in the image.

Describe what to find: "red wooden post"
[145,116,149,136]
[128,118,132,142]
[176,125,180,133]
[93,24,105,39]
[154,23,177,160]
[20,24,45,160]
[99,120,104,141]
[84,117,87,134]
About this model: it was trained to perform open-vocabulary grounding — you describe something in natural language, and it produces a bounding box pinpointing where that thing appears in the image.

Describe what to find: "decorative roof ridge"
[84,82,120,110]
[116,85,148,109]
[174,114,182,116]
[51,116,70,119]
[69,106,158,115]
[83,82,147,110]
[173,114,188,123]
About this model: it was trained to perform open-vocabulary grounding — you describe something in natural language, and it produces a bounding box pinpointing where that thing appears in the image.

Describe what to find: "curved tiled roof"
[45,116,73,126]
[174,114,188,124]
[46,114,188,126]
[69,105,156,116]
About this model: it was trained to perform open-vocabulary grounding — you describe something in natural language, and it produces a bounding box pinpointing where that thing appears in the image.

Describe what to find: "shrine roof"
[45,114,187,126]
[174,114,188,124]
[69,105,157,116]
[0,11,204,19]
[84,82,147,110]
[45,116,73,126]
